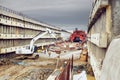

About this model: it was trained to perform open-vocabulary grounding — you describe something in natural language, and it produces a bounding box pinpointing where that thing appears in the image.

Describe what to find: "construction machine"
[70,28,86,43]
[15,28,56,56]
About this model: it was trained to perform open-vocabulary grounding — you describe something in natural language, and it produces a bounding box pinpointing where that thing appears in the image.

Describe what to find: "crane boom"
[30,31,48,52]
[16,28,56,54]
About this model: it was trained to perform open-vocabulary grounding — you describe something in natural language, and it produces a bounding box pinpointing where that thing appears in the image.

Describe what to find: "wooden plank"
[106,6,112,43]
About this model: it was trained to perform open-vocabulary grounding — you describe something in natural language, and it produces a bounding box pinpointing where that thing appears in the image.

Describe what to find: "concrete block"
[90,33,107,48]
[100,38,120,80]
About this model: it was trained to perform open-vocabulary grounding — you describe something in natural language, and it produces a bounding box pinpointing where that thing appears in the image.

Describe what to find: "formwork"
[88,0,120,80]
[0,6,63,54]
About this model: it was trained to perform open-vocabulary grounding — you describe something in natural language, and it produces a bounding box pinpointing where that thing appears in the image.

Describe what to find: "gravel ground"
[0,58,58,80]
[15,68,53,80]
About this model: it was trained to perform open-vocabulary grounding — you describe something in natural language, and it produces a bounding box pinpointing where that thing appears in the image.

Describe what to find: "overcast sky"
[0,0,93,31]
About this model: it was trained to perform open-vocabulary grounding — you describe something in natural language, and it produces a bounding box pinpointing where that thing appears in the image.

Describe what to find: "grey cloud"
[0,0,92,11]
[0,0,93,31]
[22,9,90,25]
[22,5,90,30]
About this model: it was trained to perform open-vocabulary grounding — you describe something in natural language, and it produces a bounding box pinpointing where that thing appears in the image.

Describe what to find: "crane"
[16,28,56,55]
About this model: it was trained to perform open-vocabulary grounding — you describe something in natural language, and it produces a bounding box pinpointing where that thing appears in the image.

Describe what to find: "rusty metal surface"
[55,56,73,80]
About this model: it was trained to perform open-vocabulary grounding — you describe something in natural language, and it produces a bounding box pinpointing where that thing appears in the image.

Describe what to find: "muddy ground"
[0,57,63,80]
[0,42,95,80]
[0,57,95,80]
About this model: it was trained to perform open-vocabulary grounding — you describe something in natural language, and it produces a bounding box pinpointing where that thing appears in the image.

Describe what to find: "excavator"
[15,28,56,58]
